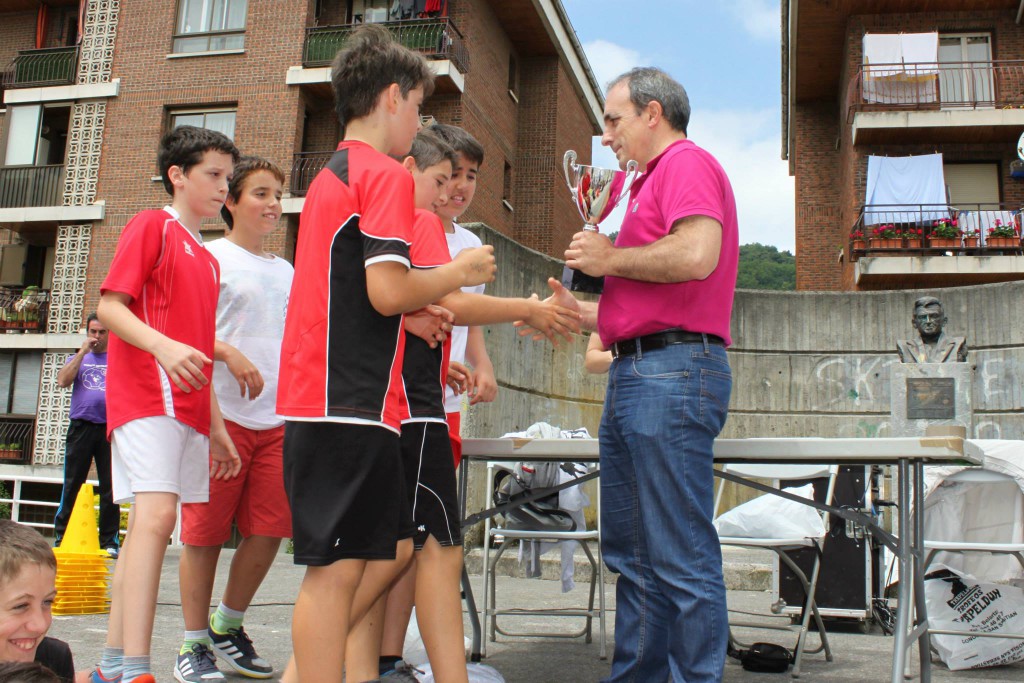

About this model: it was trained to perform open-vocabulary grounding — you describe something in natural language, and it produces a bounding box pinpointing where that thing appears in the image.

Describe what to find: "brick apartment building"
[0,0,601,498]
[783,0,1024,291]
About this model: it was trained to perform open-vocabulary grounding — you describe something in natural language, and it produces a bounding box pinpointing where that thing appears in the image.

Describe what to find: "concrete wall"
[461,223,1024,525]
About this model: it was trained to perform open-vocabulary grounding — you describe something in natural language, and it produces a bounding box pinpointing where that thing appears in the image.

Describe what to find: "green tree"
[737,243,795,290]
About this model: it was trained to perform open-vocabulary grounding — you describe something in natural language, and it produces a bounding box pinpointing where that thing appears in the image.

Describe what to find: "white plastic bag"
[713,484,825,539]
[414,662,506,682]
[926,567,1024,670]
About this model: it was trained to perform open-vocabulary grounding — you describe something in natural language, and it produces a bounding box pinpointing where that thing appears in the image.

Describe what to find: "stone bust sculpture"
[897,296,968,363]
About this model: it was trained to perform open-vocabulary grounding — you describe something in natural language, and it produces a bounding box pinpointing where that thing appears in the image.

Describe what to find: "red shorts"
[180,420,292,546]
[447,411,462,468]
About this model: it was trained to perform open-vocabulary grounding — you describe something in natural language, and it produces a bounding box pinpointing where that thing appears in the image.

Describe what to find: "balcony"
[0,286,50,334]
[0,415,35,465]
[1,46,78,90]
[846,60,1024,145]
[848,204,1024,287]
[290,151,333,198]
[292,19,468,94]
[0,165,64,209]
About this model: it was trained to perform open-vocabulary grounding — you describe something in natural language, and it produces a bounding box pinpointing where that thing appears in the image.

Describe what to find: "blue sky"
[562,0,796,251]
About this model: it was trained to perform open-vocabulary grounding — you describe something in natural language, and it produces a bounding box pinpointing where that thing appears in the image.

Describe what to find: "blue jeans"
[600,341,732,682]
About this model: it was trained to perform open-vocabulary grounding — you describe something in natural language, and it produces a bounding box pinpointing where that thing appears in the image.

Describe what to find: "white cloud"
[587,107,795,251]
[727,0,780,42]
[580,39,643,92]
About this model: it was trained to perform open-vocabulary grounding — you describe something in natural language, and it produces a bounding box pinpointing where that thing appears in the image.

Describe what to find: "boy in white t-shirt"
[174,157,293,683]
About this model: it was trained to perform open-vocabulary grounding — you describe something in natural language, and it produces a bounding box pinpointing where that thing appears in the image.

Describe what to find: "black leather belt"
[610,329,724,358]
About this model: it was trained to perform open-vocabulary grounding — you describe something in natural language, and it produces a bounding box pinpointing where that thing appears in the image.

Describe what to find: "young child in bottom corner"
[174,156,293,683]
[349,129,579,682]
[91,125,242,683]
[0,520,73,683]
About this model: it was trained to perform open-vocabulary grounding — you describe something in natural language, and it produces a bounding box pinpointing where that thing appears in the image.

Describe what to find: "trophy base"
[560,265,604,294]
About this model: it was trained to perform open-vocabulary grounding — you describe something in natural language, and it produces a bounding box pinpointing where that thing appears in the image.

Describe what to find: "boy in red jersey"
[346,130,579,682]
[92,125,242,683]
[275,25,495,683]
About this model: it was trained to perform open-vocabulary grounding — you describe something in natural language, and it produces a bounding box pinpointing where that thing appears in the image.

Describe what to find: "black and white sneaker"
[209,625,273,679]
[380,659,423,681]
[174,643,224,682]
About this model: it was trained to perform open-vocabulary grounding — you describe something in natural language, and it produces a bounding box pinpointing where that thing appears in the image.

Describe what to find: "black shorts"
[283,421,415,565]
[400,421,462,550]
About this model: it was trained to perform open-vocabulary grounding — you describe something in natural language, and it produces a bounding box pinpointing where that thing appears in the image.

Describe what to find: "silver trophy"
[561,150,640,293]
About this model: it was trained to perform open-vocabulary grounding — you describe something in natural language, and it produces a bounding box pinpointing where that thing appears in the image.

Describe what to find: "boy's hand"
[453,245,496,287]
[522,295,581,346]
[469,364,497,405]
[447,360,474,396]
[515,278,582,341]
[153,339,212,393]
[222,345,264,400]
[210,423,241,480]
[405,305,455,349]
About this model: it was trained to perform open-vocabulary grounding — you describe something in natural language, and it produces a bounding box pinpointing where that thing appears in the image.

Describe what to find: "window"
[508,53,519,102]
[502,161,513,211]
[0,351,42,415]
[3,104,71,166]
[944,163,999,206]
[174,0,249,54]
[171,109,237,140]
[938,34,992,108]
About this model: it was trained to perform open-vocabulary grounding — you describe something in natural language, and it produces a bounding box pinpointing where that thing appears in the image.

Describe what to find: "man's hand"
[469,363,497,405]
[521,296,581,346]
[452,245,497,287]
[210,423,241,480]
[405,305,455,349]
[152,338,211,393]
[447,360,474,396]
[81,337,98,354]
[565,230,615,277]
[220,344,264,400]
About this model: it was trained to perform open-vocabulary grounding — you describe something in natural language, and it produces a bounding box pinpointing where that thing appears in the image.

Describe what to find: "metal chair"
[480,460,607,659]
[713,463,839,678]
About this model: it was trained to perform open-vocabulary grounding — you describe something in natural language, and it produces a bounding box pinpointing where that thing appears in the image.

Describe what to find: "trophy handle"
[562,150,578,195]
[618,159,640,205]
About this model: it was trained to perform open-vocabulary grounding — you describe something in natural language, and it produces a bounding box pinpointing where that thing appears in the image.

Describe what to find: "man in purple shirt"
[53,313,120,556]
[538,67,739,682]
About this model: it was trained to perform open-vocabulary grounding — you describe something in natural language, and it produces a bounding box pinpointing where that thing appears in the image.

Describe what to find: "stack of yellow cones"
[52,483,112,615]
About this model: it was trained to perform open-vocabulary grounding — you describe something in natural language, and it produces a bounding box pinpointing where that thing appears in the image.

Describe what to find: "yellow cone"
[52,483,111,615]
[56,484,102,554]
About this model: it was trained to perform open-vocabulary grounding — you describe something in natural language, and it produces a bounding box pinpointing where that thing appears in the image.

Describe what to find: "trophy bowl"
[561,150,639,293]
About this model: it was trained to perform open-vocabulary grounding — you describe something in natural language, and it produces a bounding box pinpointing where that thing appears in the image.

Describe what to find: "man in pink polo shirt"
[538,67,739,682]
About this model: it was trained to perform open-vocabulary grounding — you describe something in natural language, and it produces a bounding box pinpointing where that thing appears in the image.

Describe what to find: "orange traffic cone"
[52,483,111,615]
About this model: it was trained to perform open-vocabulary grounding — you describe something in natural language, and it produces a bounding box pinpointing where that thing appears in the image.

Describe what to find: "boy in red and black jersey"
[275,25,495,683]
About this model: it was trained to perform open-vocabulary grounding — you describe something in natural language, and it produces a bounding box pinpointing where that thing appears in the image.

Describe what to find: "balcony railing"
[849,203,1023,260]
[0,415,35,465]
[0,286,51,334]
[290,151,334,197]
[847,60,1024,120]
[0,165,65,208]
[1,46,79,89]
[304,18,469,74]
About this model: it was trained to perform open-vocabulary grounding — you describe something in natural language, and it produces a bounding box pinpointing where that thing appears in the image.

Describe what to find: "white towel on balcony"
[863,33,939,103]
[864,154,949,225]
[900,33,939,74]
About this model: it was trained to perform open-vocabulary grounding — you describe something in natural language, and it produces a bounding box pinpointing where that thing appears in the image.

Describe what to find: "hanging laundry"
[864,154,949,225]
[862,32,939,104]
[425,0,442,12]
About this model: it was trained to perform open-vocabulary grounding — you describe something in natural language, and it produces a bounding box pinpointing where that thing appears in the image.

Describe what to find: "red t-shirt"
[399,209,453,423]
[101,207,220,436]
[598,139,739,346]
[277,141,414,433]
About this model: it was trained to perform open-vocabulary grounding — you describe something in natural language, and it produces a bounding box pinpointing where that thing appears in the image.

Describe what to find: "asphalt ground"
[48,547,1024,682]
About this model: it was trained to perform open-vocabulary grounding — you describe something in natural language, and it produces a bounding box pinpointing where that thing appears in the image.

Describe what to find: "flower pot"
[986,236,1019,249]
[851,239,867,251]
[869,238,902,250]
[964,237,979,248]
[929,237,960,249]
[905,238,924,249]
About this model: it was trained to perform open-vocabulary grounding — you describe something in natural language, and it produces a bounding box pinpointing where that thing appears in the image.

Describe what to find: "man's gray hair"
[913,296,943,313]
[608,67,690,134]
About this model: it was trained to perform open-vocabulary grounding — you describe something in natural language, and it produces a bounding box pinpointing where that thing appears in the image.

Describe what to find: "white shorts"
[111,416,210,504]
